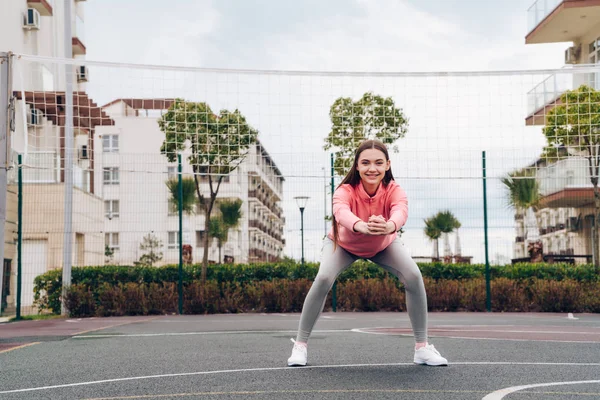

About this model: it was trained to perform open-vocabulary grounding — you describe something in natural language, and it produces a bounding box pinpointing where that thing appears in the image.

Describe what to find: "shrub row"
[34,262,599,315]
[62,277,600,317]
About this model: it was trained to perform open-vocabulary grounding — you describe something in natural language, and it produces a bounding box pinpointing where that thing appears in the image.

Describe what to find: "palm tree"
[501,169,542,262]
[424,216,442,260]
[209,217,228,262]
[434,210,461,261]
[209,199,243,263]
[424,211,461,262]
[166,177,197,252]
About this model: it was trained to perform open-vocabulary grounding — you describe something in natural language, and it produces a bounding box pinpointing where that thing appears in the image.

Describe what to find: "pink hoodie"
[327,180,408,258]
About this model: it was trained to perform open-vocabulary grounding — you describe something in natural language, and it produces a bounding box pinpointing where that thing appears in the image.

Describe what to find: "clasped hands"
[353,215,395,236]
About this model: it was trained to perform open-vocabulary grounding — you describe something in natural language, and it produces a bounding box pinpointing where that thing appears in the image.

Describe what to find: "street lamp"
[294,196,310,267]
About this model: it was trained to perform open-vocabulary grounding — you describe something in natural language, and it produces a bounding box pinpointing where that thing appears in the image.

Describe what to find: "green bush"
[34,261,599,315]
[58,277,600,317]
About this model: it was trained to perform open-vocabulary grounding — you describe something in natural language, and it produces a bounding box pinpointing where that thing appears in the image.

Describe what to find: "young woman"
[287,139,448,367]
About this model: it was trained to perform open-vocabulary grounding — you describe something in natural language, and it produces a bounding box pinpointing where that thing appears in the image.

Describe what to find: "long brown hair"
[332,139,395,248]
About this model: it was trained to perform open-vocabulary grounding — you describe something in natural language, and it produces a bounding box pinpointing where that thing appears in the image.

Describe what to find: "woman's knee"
[313,273,336,289]
[402,265,425,289]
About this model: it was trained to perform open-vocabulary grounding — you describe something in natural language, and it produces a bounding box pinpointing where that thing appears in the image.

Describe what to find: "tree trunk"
[594,184,600,274]
[201,194,217,284]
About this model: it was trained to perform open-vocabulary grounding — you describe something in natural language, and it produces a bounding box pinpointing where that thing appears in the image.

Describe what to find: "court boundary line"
[2,362,600,395]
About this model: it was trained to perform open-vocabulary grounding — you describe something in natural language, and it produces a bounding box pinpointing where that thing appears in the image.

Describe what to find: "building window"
[103,167,119,185]
[168,231,180,248]
[103,135,119,153]
[105,200,120,219]
[105,232,119,250]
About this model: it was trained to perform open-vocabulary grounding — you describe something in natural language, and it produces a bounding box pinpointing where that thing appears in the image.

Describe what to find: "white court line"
[2,362,600,395]
[482,379,600,400]
[72,329,350,339]
[351,328,600,343]
[354,328,599,335]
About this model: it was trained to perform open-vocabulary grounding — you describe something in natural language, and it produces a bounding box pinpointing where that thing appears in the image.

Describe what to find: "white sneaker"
[413,344,448,366]
[287,338,307,366]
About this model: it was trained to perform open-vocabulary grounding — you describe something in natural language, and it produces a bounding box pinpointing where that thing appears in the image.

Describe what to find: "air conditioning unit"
[23,8,40,30]
[27,108,42,127]
[77,65,89,82]
[79,145,89,159]
[565,45,580,64]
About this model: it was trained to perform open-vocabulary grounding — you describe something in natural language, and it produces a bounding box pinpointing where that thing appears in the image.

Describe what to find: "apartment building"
[96,99,285,266]
[514,0,600,263]
[0,0,113,313]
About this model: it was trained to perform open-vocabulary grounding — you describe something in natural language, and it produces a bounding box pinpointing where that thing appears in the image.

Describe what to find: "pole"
[323,167,327,236]
[482,151,491,312]
[16,154,22,320]
[61,0,75,315]
[177,154,183,315]
[330,153,337,312]
[0,52,12,315]
[300,208,305,268]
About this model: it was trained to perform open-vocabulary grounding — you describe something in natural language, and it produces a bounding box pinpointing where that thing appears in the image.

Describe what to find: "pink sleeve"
[388,184,408,231]
[332,185,362,231]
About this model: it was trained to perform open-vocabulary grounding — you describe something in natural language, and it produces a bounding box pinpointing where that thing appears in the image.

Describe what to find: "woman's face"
[356,148,390,188]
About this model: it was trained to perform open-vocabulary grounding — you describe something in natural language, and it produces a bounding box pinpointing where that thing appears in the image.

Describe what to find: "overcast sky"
[79,0,577,264]
[85,0,567,72]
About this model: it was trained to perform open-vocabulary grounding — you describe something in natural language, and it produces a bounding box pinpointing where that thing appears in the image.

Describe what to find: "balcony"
[525,73,571,125]
[527,0,600,44]
[27,0,53,16]
[537,157,594,207]
[22,151,91,193]
[72,14,86,55]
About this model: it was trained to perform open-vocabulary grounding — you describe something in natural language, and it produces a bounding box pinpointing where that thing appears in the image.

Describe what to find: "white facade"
[0,0,88,92]
[1,0,96,314]
[516,0,600,263]
[96,100,285,266]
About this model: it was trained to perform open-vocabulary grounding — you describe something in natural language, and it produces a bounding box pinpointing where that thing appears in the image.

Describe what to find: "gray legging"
[295,236,428,343]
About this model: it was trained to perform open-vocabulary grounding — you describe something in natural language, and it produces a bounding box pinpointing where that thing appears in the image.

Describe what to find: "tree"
[501,168,542,262]
[209,217,227,262]
[138,233,163,266]
[166,177,197,252]
[424,216,442,260]
[424,210,461,262]
[433,210,461,261]
[542,84,600,271]
[159,99,258,282]
[166,177,197,214]
[324,92,409,176]
[208,199,243,263]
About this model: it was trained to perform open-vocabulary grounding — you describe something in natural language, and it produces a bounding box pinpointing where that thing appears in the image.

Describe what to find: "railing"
[527,72,571,116]
[72,14,85,43]
[22,151,91,192]
[22,151,59,183]
[527,0,562,35]
[537,158,592,196]
[73,164,90,192]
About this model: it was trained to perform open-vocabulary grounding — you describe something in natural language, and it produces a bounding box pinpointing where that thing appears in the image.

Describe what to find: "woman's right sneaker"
[413,344,448,366]
[287,339,307,366]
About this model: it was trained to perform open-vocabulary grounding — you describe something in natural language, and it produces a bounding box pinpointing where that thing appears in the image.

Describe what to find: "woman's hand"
[353,220,372,234]
[354,216,395,235]
[367,215,395,235]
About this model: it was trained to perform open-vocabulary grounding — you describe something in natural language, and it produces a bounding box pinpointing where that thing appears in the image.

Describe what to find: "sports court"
[1,312,599,399]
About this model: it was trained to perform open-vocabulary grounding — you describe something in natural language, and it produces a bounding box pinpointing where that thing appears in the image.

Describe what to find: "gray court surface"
[1,312,599,399]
